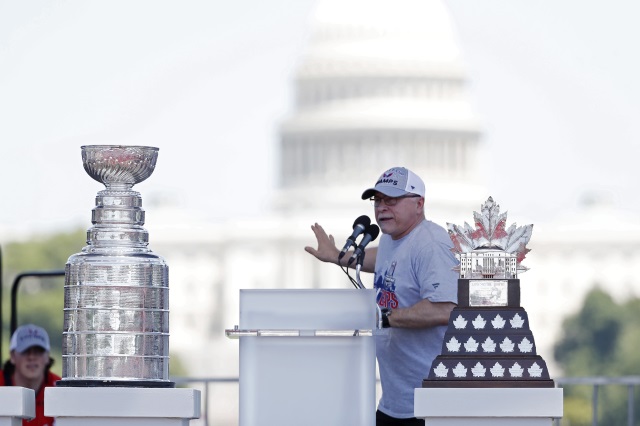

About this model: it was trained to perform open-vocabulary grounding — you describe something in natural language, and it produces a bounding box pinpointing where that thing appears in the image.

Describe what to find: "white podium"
[45,387,200,426]
[414,388,563,425]
[231,289,377,426]
[0,387,35,426]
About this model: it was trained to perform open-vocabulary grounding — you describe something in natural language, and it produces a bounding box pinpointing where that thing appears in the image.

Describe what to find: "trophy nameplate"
[458,279,520,308]
[469,280,507,306]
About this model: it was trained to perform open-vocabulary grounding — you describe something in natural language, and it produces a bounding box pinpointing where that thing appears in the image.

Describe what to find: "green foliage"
[1,228,86,364]
[562,395,592,426]
[3,229,86,275]
[554,287,640,425]
[555,289,618,376]
[169,352,189,378]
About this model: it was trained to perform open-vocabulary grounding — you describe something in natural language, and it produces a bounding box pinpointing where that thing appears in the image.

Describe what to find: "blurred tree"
[3,229,86,276]
[1,229,85,371]
[1,229,188,378]
[554,287,640,426]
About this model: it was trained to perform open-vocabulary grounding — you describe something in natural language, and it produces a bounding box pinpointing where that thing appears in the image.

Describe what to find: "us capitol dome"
[147,1,640,425]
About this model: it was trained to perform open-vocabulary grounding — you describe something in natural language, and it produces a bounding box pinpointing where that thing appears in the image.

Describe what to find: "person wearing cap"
[1,324,60,426]
[305,166,458,425]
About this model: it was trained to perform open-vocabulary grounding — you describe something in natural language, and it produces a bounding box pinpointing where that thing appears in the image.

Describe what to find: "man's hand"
[304,223,341,264]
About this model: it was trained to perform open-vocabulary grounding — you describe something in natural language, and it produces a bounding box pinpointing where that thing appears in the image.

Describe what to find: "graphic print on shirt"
[375,260,399,309]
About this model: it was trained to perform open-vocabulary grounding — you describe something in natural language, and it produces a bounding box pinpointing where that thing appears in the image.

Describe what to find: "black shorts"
[376,409,424,426]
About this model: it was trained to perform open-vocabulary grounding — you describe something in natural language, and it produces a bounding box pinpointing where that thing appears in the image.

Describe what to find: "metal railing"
[554,376,640,426]
[173,376,640,426]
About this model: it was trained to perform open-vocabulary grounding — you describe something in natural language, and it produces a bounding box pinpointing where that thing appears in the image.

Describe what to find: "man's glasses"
[370,194,421,207]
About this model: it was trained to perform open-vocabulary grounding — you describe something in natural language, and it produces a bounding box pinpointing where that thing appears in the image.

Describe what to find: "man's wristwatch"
[381,308,392,328]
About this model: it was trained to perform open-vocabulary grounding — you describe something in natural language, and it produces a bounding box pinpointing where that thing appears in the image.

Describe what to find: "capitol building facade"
[147,0,640,423]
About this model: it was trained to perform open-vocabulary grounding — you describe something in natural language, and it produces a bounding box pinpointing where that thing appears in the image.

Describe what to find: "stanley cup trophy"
[58,145,173,388]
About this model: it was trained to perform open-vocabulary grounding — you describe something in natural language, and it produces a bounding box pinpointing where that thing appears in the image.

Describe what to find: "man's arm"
[386,298,455,329]
[304,223,377,273]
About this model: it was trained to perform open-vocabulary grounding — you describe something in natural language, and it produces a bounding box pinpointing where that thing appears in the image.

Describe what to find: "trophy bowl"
[81,145,159,188]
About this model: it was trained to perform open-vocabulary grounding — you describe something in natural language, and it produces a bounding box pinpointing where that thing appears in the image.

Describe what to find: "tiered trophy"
[59,145,172,387]
[423,197,554,387]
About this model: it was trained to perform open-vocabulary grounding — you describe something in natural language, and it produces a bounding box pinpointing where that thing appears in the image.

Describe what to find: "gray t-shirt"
[374,219,458,418]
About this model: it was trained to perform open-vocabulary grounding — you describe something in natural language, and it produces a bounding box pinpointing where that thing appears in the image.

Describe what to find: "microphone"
[338,215,371,260]
[348,224,380,266]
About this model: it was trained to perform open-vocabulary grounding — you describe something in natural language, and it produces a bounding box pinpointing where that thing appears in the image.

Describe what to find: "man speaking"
[305,166,458,425]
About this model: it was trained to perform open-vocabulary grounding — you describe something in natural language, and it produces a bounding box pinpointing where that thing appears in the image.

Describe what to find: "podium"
[45,387,200,426]
[0,387,34,426]
[228,289,377,426]
[414,388,563,425]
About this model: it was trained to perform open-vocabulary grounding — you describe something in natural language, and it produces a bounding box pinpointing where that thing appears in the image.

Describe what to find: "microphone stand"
[354,263,366,289]
[375,288,383,329]
[355,253,383,329]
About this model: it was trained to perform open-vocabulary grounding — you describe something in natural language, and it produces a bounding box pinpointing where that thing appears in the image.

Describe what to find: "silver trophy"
[60,145,172,387]
[447,196,533,307]
[424,197,554,388]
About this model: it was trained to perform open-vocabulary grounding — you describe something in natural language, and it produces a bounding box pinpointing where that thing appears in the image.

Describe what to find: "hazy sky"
[1,0,639,239]
[447,0,640,222]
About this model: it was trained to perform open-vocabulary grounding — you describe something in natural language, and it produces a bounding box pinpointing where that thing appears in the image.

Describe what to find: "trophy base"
[422,379,555,388]
[56,379,175,388]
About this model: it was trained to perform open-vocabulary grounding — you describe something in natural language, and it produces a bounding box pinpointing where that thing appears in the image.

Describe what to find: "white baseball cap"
[361,167,425,199]
[10,324,51,353]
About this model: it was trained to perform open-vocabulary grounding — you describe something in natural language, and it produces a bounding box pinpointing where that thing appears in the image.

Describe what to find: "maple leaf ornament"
[448,197,533,278]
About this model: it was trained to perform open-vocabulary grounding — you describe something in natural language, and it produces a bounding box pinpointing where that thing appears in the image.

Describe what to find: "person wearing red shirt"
[0,324,61,426]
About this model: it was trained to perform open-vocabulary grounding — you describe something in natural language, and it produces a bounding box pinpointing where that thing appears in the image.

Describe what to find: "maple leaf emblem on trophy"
[447,197,533,279]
